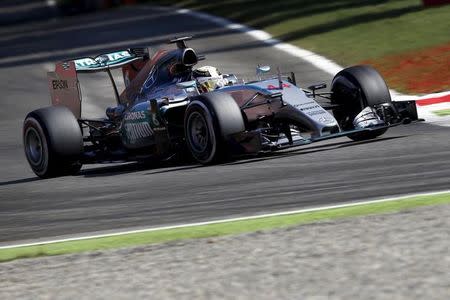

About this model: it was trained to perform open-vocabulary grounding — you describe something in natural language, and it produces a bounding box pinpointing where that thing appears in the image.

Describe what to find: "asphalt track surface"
[0,5,449,244]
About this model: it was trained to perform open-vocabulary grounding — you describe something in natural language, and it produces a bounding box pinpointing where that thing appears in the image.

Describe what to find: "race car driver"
[193,66,229,93]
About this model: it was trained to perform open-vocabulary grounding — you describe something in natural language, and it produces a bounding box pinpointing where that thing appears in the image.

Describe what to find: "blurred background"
[2,0,449,94]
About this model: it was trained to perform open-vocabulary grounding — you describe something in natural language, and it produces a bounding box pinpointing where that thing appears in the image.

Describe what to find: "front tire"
[331,65,391,141]
[23,106,83,178]
[184,92,245,164]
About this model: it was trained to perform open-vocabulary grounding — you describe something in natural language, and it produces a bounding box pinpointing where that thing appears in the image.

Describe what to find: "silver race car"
[23,37,418,178]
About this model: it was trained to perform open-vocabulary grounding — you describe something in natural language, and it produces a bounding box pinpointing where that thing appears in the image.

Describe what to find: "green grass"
[433,109,450,117]
[1,193,449,263]
[145,0,450,65]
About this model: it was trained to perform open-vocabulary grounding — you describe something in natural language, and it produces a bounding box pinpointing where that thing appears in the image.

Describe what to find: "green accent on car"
[120,102,157,147]
[73,50,137,71]
[0,193,449,263]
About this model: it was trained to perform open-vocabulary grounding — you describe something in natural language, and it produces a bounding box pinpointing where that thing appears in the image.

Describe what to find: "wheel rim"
[25,127,43,166]
[187,111,209,153]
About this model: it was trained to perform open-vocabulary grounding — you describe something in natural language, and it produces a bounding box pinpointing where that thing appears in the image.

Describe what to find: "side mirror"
[256,65,271,79]
[223,74,238,85]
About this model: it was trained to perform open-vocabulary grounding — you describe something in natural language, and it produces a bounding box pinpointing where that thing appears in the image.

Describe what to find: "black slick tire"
[23,106,83,178]
[184,92,245,164]
[331,65,391,141]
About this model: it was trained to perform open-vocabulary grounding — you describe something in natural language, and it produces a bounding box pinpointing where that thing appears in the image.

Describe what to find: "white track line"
[176,8,343,76]
[1,190,448,250]
[0,1,53,14]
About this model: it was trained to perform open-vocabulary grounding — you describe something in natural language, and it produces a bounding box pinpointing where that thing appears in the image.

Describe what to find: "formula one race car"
[23,37,418,178]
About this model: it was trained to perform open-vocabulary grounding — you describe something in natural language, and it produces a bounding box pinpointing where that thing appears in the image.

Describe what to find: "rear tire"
[184,92,245,164]
[23,106,83,178]
[331,65,391,141]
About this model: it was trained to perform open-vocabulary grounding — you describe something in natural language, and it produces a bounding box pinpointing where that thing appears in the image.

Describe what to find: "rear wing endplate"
[47,61,82,118]
[47,48,149,118]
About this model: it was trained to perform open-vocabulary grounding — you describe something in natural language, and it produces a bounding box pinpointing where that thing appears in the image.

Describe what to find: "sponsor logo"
[74,51,132,68]
[124,122,154,143]
[52,80,68,90]
[307,110,326,116]
[294,101,315,107]
[62,62,71,70]
[267,83,291,90]
[104,51,131,62]
[318,116,329,123]
[298,104,321,111]
[74,58,98,68]
[124,111,146,121]
[294,102,333,122]
[96,55,109,65]
[142,66,158,90]
[122,110,165,143]
[151,113,161,127]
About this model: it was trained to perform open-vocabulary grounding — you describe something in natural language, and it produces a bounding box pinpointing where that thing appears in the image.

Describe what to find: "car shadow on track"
[222,135,409,167]
[0,161,204,185]
[0,135,409,183]
[79,160,204,178]
[0,176,41,187]
[80,135,409,177]
[78,134,409,177]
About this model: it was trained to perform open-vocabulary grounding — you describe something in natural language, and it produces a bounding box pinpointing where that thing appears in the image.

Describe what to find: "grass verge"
[433,109,450,117]
[145,0,450,93]
[147,0,449,63]
[1,193,449,263]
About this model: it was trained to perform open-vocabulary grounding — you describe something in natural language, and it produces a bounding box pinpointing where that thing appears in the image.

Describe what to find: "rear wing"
[72,48,148,73]
[47,48,149,118]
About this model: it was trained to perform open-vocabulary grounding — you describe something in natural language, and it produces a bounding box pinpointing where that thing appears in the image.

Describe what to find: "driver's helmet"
[193,66,228,92]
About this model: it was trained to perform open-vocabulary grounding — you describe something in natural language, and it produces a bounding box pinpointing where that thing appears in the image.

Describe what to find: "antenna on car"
[277,67,283,90]
[169,36,193,49]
